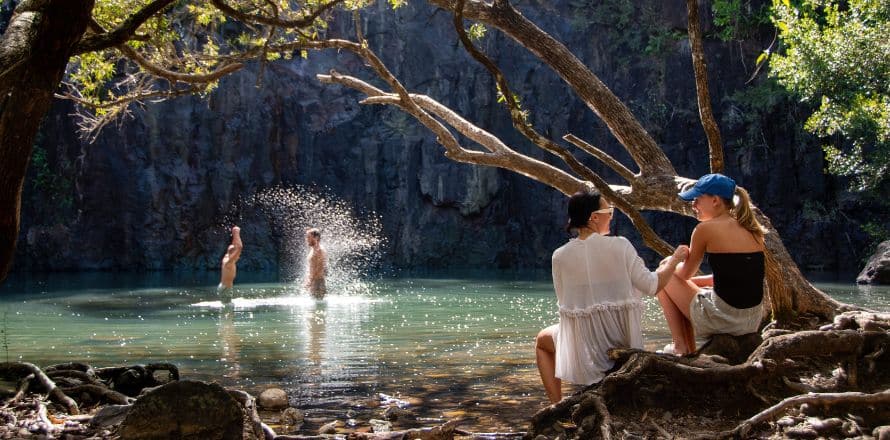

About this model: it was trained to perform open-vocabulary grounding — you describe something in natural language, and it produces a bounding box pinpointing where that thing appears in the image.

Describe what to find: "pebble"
[776,416,798,427]
[809,417,842,433]
[318,420,340,434]
[383,406,416,421]
[785,426,819,438]
[842,420,861,437]
[370,419,392,433]
[281,407,303,426]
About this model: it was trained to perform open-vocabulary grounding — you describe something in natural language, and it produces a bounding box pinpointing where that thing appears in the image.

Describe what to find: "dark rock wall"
[13,0,884,277]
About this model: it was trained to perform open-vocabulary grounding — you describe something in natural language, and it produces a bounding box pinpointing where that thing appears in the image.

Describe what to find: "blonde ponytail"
[730,186,792,322]
[730,187,766,240]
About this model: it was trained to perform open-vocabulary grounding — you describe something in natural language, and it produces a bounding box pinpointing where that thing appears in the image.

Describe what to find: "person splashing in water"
[219,226,243,304]
[303,228,327,299]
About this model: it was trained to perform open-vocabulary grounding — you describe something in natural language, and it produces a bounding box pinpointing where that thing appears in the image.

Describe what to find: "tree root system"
[526,311,890,439]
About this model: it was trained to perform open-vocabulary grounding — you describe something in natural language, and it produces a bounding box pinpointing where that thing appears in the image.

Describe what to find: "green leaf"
[756,51,768,66]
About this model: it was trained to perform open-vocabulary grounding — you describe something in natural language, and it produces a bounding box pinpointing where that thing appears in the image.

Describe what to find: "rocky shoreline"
[0,362,519,440]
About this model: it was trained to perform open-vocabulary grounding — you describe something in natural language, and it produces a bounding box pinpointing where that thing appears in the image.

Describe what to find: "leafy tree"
[769,0,889,191]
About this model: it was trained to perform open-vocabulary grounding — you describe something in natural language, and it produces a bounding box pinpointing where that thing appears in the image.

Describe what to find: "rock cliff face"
[12,0,885,276]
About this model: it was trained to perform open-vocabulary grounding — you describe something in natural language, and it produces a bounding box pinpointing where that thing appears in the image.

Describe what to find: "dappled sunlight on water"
[1,274,886,432]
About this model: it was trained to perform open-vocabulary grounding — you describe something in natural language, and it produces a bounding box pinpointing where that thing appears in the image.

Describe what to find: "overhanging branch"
[210,0,345,29]
[75,0,177,54]
[563,134,636,183]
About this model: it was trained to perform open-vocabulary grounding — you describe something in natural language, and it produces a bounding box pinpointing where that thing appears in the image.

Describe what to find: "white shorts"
[689,289,762,338]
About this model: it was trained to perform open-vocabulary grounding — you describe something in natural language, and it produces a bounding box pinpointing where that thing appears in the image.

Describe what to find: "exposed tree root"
[453,429,526,439]
[527,324,890,439]
[728,390,890,438]
[11,373,34,404]
[62,384,133,405]
[0,362,79,414]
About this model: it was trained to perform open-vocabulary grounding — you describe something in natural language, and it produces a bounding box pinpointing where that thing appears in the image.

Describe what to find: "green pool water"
[0,273,886,432]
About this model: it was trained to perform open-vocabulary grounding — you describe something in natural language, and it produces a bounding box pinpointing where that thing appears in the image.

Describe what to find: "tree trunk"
[685,0,724,174]
[0,0,94,283]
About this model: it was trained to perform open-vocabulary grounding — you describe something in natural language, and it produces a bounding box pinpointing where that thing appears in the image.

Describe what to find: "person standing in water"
[219,226,243,304]
[304,228,327,299]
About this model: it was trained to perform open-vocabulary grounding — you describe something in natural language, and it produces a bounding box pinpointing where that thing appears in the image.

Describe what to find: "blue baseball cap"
[678,173,736,201]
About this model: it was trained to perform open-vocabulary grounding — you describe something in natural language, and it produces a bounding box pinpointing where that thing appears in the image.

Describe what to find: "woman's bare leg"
[657,272,700,354]
[535,325,561,403]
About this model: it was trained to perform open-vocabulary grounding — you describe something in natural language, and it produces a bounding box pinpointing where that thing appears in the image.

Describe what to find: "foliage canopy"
[769,0,889,191]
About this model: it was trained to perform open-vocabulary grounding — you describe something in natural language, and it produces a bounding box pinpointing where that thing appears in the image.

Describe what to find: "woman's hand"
[673,245,690,262]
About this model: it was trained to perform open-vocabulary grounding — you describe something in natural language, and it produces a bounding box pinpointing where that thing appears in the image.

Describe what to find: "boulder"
[91,404,131,428]
[857,240,890,284]
[257,388,288,410]
[119,380,257,439]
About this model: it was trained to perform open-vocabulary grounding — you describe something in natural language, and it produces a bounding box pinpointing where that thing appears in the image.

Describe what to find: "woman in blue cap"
[656,173,766,355]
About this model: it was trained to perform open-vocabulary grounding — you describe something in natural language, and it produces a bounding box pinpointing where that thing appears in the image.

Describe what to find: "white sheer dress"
[551,233,658,385]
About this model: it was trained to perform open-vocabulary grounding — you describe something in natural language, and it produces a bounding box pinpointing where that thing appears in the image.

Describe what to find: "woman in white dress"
[535,190,689,403]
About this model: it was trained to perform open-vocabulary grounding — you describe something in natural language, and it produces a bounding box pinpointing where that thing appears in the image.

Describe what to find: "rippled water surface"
[1,273,887,432]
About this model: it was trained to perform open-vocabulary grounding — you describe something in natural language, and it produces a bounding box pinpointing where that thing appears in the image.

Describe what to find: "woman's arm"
[675,225,708,280]
[654,245,689,292]
[691,275,713,287]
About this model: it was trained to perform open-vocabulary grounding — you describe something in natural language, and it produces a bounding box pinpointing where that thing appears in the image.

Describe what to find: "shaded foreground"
[0,311,888,439]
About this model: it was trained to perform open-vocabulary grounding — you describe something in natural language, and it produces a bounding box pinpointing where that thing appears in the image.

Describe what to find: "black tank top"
[707,251,765,309]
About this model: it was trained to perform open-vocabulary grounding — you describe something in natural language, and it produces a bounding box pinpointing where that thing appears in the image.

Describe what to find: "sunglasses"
[593,206,614,214]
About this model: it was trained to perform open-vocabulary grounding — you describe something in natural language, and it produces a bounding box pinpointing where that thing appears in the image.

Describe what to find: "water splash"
[251,186,387,294]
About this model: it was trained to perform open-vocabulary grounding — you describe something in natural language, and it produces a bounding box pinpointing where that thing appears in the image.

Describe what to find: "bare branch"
[363,94,509,154]
[55,86,203,110]
[75,0,177,54]
[452,0,673,256]
[319,72,588,195]
[116,43,244,84]
[430,0,675,176]
[210,0,345,29]
[452,0,599,181]
[563,134,636,183]
[686,0,724,173]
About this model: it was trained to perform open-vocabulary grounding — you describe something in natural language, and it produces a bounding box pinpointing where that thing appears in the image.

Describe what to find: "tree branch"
[563,134,636,183]
[319,72,589,195]
[116,43,243,84]
[84,19,245,84]
[452,3,674,256]
[210,0,345,29]
[55,85,204,110]
[430,0,675,177]
[685,0,724,174]
[452,0,601,182]
[75,0,177,54]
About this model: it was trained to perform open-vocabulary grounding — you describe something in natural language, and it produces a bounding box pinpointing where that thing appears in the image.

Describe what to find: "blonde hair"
[724,187,766,240]
[725,187,791,321]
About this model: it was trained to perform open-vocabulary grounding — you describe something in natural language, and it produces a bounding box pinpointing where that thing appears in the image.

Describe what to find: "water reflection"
[306,301,325,370]
[219,305,240,379]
